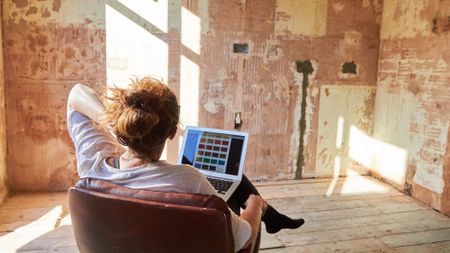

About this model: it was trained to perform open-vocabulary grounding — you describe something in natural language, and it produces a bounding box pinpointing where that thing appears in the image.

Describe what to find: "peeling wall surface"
[275,0,328,37]
[3,0,450,218]
[3,0,381,191]
[0,6,8,203]
[373,0,450,215]
[3,0,106,191]
[316,85,375,177]
[200,0,381,179]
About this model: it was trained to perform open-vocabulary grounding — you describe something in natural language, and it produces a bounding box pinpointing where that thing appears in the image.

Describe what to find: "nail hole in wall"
[342,61,357,74]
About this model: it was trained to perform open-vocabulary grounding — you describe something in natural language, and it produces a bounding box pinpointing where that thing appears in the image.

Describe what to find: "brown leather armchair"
[68,178,260,253]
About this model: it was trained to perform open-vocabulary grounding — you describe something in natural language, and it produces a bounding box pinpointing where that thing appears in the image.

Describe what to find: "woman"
[67,77,303,252]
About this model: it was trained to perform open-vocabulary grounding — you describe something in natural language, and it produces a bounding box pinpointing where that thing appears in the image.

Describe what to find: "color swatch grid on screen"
[193,133,231,173]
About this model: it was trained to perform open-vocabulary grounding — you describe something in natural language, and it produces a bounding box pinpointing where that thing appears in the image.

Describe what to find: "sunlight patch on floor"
[340,169,390,196]
[0,205,63,253]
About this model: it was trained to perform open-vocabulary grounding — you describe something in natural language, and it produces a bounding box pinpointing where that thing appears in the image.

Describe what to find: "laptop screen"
[179,127,248,177]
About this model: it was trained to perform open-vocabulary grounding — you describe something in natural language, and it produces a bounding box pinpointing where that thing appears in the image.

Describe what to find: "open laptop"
[178,126,249,201]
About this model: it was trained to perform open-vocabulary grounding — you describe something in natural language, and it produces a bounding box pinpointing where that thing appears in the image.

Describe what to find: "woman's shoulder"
[156,161,204,176]
[142,161,216,195]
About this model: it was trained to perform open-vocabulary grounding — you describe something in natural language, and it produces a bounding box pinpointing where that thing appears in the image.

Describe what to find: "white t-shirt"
[66,108,251,251]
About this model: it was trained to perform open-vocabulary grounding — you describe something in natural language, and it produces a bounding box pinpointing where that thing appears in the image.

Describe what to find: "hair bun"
[122,90,149,111]
[101,77,180,161]
[116,107,160,138]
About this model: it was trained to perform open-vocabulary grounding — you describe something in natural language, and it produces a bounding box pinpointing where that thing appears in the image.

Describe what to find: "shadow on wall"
[98,1,408,199]
[104,0,204,163]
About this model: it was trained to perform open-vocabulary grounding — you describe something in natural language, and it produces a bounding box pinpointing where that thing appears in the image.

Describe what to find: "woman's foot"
[262,205,305,234]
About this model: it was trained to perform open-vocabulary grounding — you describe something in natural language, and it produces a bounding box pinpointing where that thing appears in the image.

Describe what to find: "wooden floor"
[1,175,450,252]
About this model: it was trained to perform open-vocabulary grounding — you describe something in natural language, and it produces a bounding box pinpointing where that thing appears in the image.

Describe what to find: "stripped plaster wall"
[3,0,381,191]
[3,0,106,191]
[199,0,381,179]
[373,0,450,215]
[2,0,449,218]
[0,5,8,203]
[105,0,380,180]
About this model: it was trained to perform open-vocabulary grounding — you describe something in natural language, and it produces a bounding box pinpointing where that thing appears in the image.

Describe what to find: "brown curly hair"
[101,77,179,161]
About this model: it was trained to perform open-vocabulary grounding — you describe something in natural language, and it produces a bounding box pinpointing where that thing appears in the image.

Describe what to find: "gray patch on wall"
[432,16,450,34]
[342,61,357,74]
[233,43,249,54]
[295,60,314,179]
[404,181,412,196]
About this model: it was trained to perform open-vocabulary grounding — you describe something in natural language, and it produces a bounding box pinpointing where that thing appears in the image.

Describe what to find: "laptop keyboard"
[207,177,233,194]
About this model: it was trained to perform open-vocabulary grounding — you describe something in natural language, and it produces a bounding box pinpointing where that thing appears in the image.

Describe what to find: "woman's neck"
[120,151,146,168]
[119,147,164,168]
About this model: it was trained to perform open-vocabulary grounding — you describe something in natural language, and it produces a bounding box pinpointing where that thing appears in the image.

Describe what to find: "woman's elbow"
[67,83,85,109]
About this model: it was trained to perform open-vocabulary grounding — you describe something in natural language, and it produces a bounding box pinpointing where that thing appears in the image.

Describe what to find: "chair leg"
[238,224,261,253]
[253,225,261,253]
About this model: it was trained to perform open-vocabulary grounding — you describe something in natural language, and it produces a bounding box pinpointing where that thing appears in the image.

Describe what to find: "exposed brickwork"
[0,3,7,203]
[374,0,450,215]
[442,126,450,215]
[3,0,381,190]
[3,0,105,191]
[199,0,380,179]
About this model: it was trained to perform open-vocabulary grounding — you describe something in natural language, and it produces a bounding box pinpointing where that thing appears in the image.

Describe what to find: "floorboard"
[0,176,449,252]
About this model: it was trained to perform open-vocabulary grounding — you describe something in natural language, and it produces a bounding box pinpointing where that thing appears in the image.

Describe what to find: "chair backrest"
[69,178,246,253]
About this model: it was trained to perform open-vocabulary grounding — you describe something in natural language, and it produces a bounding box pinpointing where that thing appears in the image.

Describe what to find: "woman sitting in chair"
[67,77,304,252]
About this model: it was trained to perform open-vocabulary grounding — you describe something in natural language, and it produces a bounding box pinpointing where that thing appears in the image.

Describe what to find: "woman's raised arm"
[68,84,105,122]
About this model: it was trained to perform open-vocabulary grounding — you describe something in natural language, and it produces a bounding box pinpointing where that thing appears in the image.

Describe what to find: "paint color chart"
[193,133,231,173]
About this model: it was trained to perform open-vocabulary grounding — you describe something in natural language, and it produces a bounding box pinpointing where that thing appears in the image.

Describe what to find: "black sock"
[262,205,304,234]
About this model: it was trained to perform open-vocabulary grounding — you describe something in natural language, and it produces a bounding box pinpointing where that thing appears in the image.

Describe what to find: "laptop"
[178,126,249,201]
